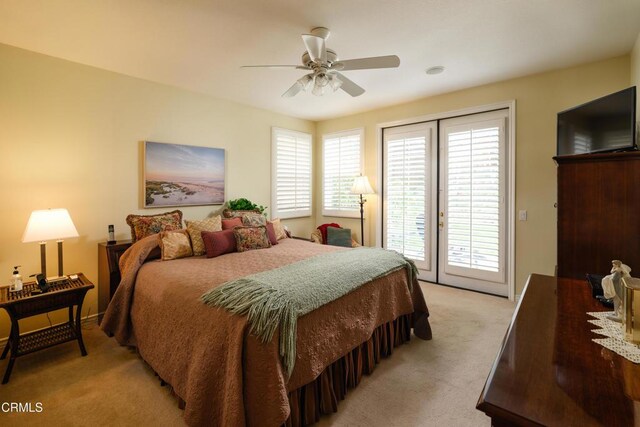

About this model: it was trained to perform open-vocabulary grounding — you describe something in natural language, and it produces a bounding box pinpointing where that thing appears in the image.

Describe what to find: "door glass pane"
[446,126,500,272]
[385,136,426,261]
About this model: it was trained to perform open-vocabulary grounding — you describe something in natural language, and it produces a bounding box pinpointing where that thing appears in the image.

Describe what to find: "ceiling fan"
[242,27,400,98]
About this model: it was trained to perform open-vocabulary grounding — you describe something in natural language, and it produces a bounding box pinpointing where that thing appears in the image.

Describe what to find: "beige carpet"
[0,282,514,426]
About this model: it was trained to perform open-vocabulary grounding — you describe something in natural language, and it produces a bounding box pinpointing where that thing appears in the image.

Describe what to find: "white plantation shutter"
[443,117,505,282]
[271,128,312,218]
[322,129,364,217]
[382,122,436,277]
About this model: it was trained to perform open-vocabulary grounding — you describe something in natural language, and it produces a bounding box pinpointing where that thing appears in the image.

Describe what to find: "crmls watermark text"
[1,402,43,413]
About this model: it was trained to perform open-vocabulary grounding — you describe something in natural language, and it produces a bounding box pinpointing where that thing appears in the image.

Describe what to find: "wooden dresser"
[97,240,132,321]
[556,151,640,279]
[477,274,640,426]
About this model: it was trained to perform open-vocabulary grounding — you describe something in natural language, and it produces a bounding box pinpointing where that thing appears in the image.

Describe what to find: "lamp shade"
[22,208,79,243]
[351,176,375,195]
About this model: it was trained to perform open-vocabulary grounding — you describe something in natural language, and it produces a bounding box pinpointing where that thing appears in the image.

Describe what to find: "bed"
[101,235,431,426]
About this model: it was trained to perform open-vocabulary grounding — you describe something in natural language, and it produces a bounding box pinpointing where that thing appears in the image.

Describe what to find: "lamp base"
[57,239,64,277]
[359,194,365,246]
[39,242,47,278]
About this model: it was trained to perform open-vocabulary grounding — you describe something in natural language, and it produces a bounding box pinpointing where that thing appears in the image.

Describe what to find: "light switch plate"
[519,210,527,221]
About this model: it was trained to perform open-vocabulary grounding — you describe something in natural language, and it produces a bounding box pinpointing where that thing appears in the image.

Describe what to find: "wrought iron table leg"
[0,339,9,360]
[75,299,87,357]
[2,311,19,384]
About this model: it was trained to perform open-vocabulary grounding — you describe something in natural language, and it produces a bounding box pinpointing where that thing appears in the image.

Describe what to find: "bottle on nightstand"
[11,266,23,292]
[107,224,116,244]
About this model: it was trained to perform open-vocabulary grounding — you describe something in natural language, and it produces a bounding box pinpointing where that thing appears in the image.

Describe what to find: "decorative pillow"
[185,216,222,256]
[265,222,278,246]
[233,226,272,252]
[222,217,243,230]
[223,209,260,218]
[326,227,353,248]
[202,229,237,258]
[159,230,193,260]
[242,213,267,227]
[310,229,323,244]
[270,218,287,240]
[126,209,183,242]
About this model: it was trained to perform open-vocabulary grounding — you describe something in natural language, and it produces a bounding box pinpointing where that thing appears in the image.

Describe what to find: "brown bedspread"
[101,236,431,427]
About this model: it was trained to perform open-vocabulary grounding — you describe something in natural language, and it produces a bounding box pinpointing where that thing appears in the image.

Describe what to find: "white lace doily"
[587,311,640,363]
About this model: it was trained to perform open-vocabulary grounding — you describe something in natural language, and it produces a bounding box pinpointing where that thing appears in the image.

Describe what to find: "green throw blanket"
[201,247,418,375]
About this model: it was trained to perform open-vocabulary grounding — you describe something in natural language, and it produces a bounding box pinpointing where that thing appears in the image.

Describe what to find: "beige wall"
[0,43,315,339]
[315,55,630,295]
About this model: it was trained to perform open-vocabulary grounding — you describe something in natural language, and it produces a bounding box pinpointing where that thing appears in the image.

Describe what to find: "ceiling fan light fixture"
[297,74,313,91]
[311,81,326,96]
[315,74,329,88]
[311,73,331,96]
[328,74,343,92]
[245,28,399,98]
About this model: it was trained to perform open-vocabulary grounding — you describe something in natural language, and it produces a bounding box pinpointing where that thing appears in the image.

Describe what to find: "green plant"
[227,198,267,214]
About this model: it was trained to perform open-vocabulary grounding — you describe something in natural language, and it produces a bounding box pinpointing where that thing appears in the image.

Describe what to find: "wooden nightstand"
[97,240,132,322]
[0,273,94,384]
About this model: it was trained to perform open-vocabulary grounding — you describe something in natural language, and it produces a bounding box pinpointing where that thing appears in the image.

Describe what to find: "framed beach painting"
[144,141,225,208]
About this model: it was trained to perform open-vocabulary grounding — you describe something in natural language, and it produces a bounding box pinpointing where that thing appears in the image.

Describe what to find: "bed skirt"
[283,313,412,427]
[158,313,413,425]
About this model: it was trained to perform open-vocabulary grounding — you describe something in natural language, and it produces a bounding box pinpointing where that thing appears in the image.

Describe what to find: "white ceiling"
[1,0,639,121]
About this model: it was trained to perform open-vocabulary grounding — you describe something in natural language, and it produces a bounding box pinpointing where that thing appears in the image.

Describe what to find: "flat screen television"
[557,86,637,156]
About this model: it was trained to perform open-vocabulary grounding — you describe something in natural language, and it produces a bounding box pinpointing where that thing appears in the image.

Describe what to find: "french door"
[438,110,508,295]
[382,122,438,282]
[382,109,509,296]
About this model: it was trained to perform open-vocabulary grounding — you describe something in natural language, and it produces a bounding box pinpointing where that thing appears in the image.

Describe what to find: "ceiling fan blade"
[282,81,303,98]
[334,72,365,97]
[242,65,310,70]
[302,34,327,63]
[335,55,400,71]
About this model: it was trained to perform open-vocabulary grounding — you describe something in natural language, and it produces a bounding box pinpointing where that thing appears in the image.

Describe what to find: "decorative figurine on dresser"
[601,260,631,322]
[586,260,640,366]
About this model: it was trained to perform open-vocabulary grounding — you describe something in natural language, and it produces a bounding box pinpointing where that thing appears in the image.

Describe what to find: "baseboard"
[0,312,100,347]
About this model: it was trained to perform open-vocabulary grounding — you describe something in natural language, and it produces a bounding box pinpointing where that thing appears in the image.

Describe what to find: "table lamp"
[350,175,375,246]
[22,208,79,278]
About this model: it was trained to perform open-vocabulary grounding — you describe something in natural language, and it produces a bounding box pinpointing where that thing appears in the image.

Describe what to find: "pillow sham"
[202,229,237,258]
[126,209,183,242]
[186,216,222,256]
[159,230,193,260]
[242,213,267,227]
[270,218,287,240]
[326,227,353,248]
[265,222,278,246]
[222,217,243,230]
[233,226,272,252]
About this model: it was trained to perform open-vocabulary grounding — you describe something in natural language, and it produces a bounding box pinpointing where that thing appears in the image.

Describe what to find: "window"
[271,128,312,219]
[322,129,364,217]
